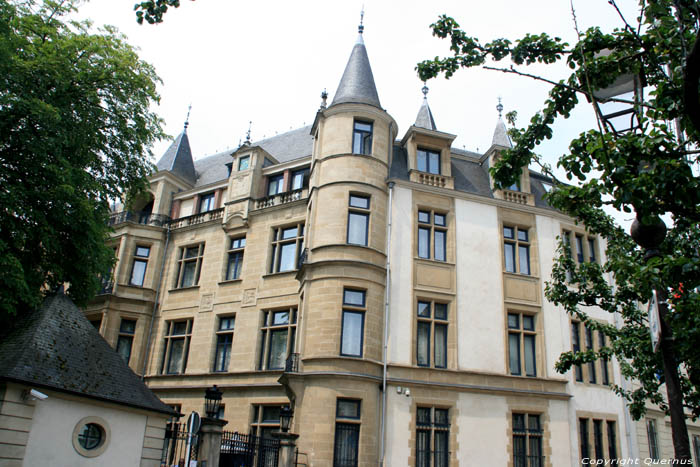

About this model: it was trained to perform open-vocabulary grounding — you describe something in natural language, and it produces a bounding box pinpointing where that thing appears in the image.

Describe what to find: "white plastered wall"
[388,185,413,365]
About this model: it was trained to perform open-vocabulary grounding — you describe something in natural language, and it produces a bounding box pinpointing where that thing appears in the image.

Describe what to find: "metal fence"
[220,431,280,467]
[161,422,199,467]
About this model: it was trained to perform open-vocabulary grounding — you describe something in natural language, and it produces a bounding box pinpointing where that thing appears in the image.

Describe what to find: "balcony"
[169,208,224,230]
[254,189,304,210]
[284,353,300,373]
[502,189,532,205]
[108,211,170,228]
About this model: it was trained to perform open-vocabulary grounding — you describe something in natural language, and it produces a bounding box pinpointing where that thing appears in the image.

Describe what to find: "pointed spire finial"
[245,121,252,144]
[496,97,504,118]
[359,6,364,34]
[184,104,192,131]
[320,88,328,109]
[422,83,429,99]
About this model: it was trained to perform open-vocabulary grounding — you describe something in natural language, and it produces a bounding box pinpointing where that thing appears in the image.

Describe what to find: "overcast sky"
[76,0,640,225]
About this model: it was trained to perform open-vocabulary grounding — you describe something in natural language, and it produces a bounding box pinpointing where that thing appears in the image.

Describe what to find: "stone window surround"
[570,319,613,387]
[576,411,620,462]
[502,303,544,379]
[72,416,111,458]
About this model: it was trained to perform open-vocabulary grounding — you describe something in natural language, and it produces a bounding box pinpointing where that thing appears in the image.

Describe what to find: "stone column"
[198,417,227,467]
[270,432,299,467]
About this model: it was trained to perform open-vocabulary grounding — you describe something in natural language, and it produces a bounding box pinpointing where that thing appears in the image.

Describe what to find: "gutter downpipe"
[141,214,172,379]
[379,181,394,466]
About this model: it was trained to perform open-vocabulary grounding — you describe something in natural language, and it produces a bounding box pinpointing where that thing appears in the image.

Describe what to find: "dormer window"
[238,155,250,171]
[199,192,216,213]
[352,121,373,155]
[291,168,310,191]
[268,174,284,196]
[417,148,440,175]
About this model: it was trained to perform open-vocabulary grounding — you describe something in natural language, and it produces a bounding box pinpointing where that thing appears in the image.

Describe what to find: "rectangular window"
[593,419,604,459]
[116,318,136,364]
[579,416,618,462]
[417,148,441,175]
[199,192,216,213]
[214,316,235,372]
[225,236,245,280]
[291,168,309,191]
[268,174,285,196]
[585,325,597,383]
[579,418,590,460]
[508,312,537,377]
[129,246,150,286]
[417,407,449,467]
[513,413,543,467]
[562,230,598,273]
[175,244,205,288]
[647,419,659,460]
[341,289,365,357]
[417,210,447,262]
[258,308,297,370]
[251,405,282,440]
[270,223,304,273]
[588,238,597,263]
[576,234,585,264]
[238,155,250,171]
[607,421,617,460]
[599,331,610,385]
[504,226,530,275]
[334,399,361,467]
[571,322,583,382]
[347,195,370,246]
[692,435,700,466]
[161,319,193,374]
[352,120,372,155]
[416,301,448,368]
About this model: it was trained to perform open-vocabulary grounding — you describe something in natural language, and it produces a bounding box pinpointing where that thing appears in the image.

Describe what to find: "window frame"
[238,155,250,171]
[512,413,543,467]
[571,320,612,386]
[333,399,362,467]
[416,300,448,369]
[503,225,531,275]
[507,311,538,377]
[199,192,216,213]
[174,243,205,288]
[225,236,246,281]
[291,167,309,191]
[647,418,660,460]
[267,173,285,197]
[129,245,150,287]
[269,223,305,274]
[578,415,619,462]
[214,315,235,372]
[347,194,370,247]
[417,210,447,262]
[340,289,366,358]
[258,308,297,370]
[116,318,136,364]
[160,319,193,375]
[352,120,373,155]
[416,148,441,175]
[416,406,450,467]
[251,404,283,440]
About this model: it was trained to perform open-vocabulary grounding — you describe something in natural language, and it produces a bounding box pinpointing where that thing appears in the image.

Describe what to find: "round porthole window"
[72,416,110,457]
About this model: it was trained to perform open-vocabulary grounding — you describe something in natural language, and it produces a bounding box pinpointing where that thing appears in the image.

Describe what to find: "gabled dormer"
[400,86,455,189]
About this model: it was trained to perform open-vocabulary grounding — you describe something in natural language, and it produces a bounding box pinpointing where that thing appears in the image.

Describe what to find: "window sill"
[503,271,540,280]
[414,257,455,266]
[168,285,200,293]
[262,270,298,279]
[218,279,242,286]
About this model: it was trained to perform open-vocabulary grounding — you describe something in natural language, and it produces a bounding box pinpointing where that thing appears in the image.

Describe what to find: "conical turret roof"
[492,118,512,148]
[414,85,437,131]
[331,29,381,109]
[156,130,196,185]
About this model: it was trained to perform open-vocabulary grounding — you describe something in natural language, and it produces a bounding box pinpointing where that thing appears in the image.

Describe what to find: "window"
[238,155,250,171]
[258,308,297,370]
[347,195,370,246]
[416,301,448,368]
[270,224,304,273]
[416,407,449,467]
[175,244,205,288]
[161,319,193,374]
[508,312,537,377]
[291,168,309,191]
[417,148,441,175]
[116,319,136,364]
[226,237,245,280]
[72,416,110,458]
[199,192,216,213]
[334,399,361,467]
[341,289,365,357]
[129,246,150,286]
[268,174,284,196]
[214,316,235,372]
[571,322,583,382]
[251,405,282,439]
[562,230,598,265]
[579,416,618,462]
[647,419,659,460]
[352,120,372,155]
[512,413,543,467]
[417,210,447,262]
[692,435,700,466]
[504,226,530,275]
[571,321,611,386]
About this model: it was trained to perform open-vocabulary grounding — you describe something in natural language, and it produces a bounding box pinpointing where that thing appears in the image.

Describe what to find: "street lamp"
[204,385,222,419]
[279,406,293,433]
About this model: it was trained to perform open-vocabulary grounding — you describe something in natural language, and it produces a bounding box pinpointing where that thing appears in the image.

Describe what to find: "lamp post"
[204,385,223,419]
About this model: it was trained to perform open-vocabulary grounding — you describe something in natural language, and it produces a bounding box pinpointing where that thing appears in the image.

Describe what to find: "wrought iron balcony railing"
[285,353,300,373]
[108,211,171,228]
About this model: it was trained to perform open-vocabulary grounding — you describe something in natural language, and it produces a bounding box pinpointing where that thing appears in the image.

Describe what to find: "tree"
[417,0,699,459]
[0,0,164,322]
[134,0,194,24]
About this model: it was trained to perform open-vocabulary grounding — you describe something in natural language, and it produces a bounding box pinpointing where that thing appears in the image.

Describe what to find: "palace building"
[84,20,699,466]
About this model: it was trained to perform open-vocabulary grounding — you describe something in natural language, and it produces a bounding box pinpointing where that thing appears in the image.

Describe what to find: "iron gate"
[161,421,199,466]
[220,431,280,467]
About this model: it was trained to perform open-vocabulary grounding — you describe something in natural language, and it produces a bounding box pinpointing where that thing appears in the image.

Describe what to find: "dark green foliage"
[0,1,164,322]
[134,0,194,24]
[418,1,700,419]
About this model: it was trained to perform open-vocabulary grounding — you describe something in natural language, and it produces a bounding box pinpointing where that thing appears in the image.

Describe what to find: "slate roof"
[0,292,176,416]
[156,131,197,185]
[330,32,381,109]
[492,118,512,148]
[415,98,437,131]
